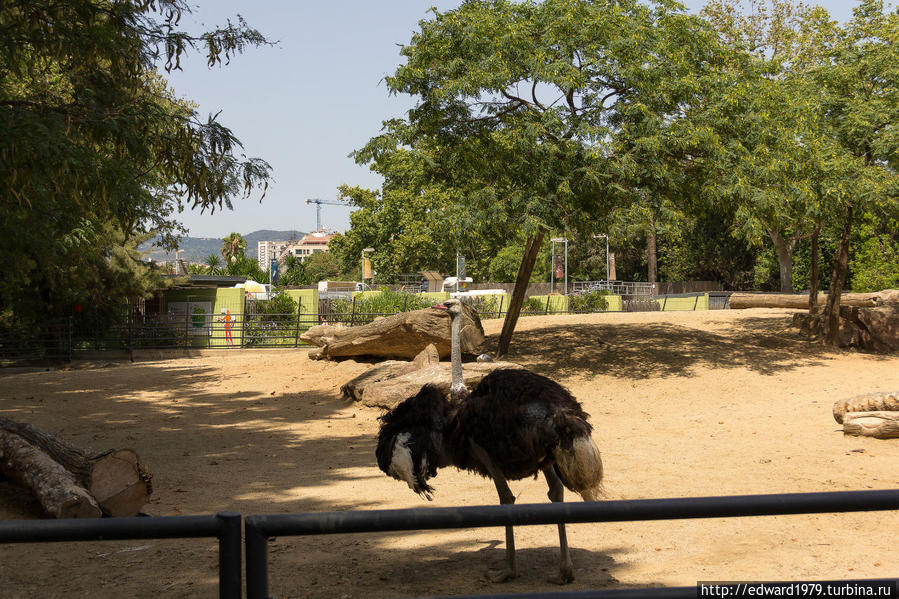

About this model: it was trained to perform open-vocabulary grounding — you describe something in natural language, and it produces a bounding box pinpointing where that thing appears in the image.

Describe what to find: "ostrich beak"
[432,304,448,311]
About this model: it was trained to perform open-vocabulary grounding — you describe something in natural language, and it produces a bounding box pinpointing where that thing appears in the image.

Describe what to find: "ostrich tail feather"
[553,435,604,501]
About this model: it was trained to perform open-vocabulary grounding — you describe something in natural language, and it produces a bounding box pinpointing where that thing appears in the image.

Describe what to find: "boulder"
[301,303,485,360]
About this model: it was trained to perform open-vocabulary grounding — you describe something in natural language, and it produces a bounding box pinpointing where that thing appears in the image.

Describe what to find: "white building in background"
[279,230,337,263]
[257,240,289,271]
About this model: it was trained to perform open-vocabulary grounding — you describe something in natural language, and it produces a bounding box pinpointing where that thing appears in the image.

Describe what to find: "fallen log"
[0,417,152,517]
[301,303,485,360]
[343,361,522,409]
[731,292,882,310]
[833,391,899,424]
[843,411,899,439]
[0,431,101,518]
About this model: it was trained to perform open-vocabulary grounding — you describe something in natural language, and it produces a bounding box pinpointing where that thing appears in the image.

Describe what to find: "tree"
[221,232,247,264]
[812,0,899,344]
[694,0,842,292]
[279,255,307,287]
[358,0,719,355]
[303,252,341,284]
[204,254,223,275]
[0,1,271,322]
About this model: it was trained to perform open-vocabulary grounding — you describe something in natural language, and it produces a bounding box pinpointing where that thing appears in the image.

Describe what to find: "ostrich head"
[376,385,449,500]
[433,298,463,317]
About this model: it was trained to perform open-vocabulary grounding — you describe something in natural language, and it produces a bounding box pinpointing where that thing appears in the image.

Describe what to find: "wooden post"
[497,229,545,357]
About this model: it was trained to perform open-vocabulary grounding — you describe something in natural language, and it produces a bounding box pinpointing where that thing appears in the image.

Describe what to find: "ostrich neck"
[450,309,464,398]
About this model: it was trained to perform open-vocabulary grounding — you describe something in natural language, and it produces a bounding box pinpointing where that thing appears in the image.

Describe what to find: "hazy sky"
[163,1,858,239]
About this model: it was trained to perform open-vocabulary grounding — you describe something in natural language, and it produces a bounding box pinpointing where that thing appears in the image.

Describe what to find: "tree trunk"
[823,205,854,346]
[647,229,657,285]
[0,417,152,517]
[608,252,617,280]
[0,430,102,518]
[843,411,899,439]
[729,291,881,310]
[300,303,485,359]
[497,229,546,357]
[808,219,822,312]
[768,229,795,293]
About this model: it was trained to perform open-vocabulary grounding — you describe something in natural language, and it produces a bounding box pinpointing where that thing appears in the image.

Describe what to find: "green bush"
[568,290,610,313]
[521,296,547,315]
[244,291,299,346]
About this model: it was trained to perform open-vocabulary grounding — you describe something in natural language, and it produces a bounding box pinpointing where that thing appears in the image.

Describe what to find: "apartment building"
[257,240,289,271]
[280,230,337,262]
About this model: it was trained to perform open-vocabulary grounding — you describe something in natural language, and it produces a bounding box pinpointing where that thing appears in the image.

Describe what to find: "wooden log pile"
[832,391,899,439]
[0,417,152,518]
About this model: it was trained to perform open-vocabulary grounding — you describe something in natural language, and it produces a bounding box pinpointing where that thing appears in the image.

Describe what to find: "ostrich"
[376,298,603,583]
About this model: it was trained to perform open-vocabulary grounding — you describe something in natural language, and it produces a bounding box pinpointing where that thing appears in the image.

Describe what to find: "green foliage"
[302,252,341,284]
[279,255,307,286]
[226,254,268,283]
[568,291,610,313]
[521,297,549,315]
[221,233,248,264]
[0,0,271,323]
[328,289,434,319]
[850,234,899,292]
[244,291,299,347]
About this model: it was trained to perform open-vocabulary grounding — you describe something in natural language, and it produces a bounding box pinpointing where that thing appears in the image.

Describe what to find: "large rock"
[342,360,522,409]
[301,303,485,360]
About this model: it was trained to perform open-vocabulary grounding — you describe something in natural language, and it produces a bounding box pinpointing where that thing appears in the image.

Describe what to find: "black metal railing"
[3,490,896,598]
[244,489,899,599]
[0,511,242,599]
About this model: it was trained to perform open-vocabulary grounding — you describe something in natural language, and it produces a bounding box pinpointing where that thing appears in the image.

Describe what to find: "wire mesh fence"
[0,289,721,363]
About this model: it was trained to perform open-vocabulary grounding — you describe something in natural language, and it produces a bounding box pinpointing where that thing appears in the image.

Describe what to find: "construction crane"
[305,198,348,231]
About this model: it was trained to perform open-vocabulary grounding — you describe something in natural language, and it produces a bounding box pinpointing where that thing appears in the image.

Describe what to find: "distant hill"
[139,230,306,263]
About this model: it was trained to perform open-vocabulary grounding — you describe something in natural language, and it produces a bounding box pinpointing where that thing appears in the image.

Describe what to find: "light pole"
[550,237,568,295]
[593,234,609,282]
[361,247,374,285]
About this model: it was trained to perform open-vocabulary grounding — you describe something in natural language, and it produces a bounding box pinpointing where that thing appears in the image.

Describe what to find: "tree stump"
[843,411,899,439]
[0,417,152,517]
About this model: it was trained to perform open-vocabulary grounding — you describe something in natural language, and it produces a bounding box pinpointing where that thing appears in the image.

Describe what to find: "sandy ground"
[1,308,898,599]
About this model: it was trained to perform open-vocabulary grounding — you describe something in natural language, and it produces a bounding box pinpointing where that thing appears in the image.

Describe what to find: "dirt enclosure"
[1,309,898,598]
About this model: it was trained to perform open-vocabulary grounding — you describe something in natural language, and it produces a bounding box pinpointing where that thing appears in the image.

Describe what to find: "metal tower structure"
[305,198,348,231]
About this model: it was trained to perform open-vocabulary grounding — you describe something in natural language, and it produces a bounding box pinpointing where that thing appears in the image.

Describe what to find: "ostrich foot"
[486,567,517,583]
[547,567,575,585]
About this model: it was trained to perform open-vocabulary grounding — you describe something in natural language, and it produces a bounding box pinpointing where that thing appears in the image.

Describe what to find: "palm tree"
[221,232,247,264]
[204,253,222,274]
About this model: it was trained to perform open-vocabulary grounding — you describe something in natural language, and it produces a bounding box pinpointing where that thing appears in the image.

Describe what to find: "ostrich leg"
[543,466,575,583]
[470,441,517,581]
[491,473,518,582]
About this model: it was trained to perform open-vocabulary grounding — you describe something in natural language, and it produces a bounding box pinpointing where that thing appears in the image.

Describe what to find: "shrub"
[568,290,610,313]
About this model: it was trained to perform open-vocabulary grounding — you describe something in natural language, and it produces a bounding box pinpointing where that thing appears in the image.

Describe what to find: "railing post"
[294,298,303,347]
[216,511,242,599]
[245,517,270,599]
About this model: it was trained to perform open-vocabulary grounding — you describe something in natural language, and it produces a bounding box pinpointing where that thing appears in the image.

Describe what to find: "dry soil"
[1,309,897,598]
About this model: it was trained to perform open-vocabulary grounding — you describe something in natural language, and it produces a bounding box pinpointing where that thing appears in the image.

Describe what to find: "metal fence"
[0,511,242,599]
[244,489,899,599]
[0,289,722,363]
[2,490,896,598]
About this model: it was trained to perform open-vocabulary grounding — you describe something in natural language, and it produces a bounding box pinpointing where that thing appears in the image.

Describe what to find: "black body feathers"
[448,369,592,481]
[377,368,596,496]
